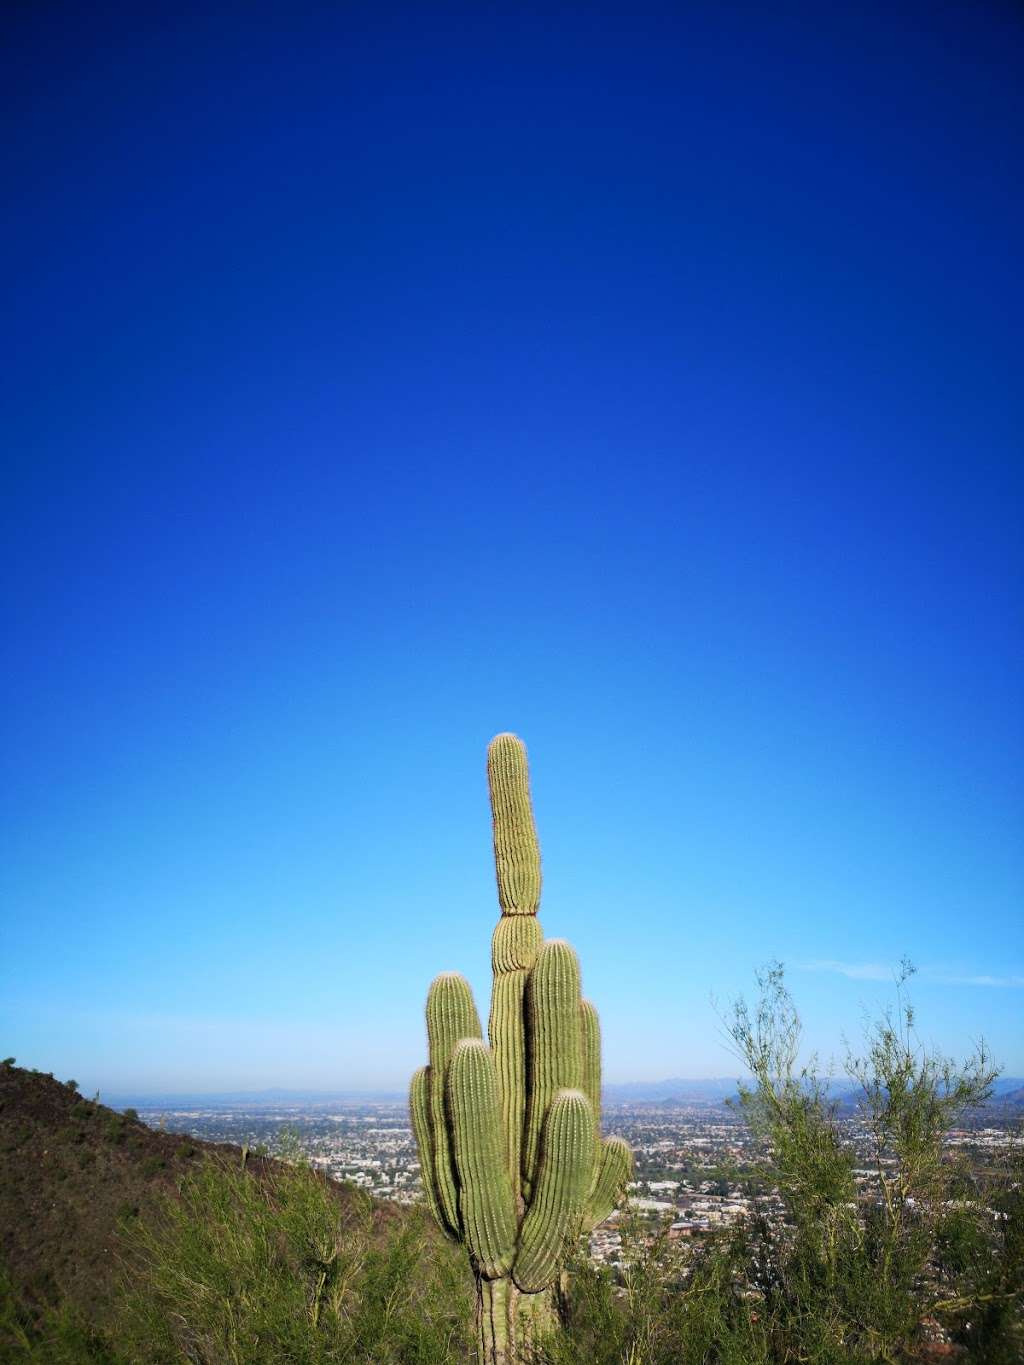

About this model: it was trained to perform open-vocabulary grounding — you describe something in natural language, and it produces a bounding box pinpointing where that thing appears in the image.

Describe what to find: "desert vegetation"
[548,964,1023,1365]
[2,961,1022,1363]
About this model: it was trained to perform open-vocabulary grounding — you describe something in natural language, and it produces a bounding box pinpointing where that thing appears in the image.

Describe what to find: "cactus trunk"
[409,735,633,1361]
[477,1277,557,1365]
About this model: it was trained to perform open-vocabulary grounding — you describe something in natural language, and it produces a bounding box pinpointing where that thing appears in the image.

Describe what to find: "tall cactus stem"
[487,733,541,914]
[477,1278,556,1365]
[411,734,633,1359]
[491,914,542,973]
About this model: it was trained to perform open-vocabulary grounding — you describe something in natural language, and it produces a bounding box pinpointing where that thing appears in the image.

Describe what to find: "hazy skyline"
[3,4,1021,1091]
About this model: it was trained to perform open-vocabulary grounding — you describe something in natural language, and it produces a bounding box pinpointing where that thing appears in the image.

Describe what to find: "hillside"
[3,1062,203,1325]
[0,1061,470,1361]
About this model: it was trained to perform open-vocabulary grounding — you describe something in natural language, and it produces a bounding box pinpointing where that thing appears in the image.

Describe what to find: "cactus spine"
[409,735,633,1363]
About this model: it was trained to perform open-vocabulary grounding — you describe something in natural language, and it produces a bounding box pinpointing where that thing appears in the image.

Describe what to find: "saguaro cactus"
[410,734,633,1363]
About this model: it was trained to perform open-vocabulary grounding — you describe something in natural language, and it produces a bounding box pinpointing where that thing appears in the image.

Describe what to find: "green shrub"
[550,964,1021,1365]
[114,1153,474,1363]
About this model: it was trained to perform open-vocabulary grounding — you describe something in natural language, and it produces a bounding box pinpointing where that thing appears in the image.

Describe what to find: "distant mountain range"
[601,1078,744,1104]
[602,1076,1024,1107]
[104,1077,1024,1110]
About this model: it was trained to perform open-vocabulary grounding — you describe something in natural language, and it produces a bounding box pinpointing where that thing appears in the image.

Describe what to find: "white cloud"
[796,961,1024,988]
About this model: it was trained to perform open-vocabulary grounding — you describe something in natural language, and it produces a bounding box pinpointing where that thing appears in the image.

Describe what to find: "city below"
[126,1085,1023,1272]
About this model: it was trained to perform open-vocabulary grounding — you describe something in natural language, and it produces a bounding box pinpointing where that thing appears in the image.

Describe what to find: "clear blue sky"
[2,3,1021,1094]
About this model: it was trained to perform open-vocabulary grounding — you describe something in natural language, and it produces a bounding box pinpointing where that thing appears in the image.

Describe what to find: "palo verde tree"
[410,734,632,1363]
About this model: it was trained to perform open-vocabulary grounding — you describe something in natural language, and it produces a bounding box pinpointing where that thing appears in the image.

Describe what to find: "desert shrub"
[113,1153,473,1363]
[718,962,1015,1363]
[553,1214,769,1365]
[552,963,1021,1365]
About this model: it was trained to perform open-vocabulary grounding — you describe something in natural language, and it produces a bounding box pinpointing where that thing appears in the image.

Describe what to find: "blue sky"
[2,3,1021,1093]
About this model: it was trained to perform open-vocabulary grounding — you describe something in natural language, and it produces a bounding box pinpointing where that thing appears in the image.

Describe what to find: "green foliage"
[935,1138,1024,1363]
[548,1215,770,1365]
[1,1159,473,1365]
[703,961,1016,1364]
[113,1154,473,1364]
[546,964,1022,1365]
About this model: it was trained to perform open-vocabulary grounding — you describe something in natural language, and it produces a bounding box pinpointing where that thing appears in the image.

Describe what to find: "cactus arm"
[426,972,482,1232]
[513,1088,595,1293]
[584,1135,633,1230]
[522,939,583,1197]
[446,1039,518,1278]
[487,733,541,913]
[409,1066,452,1237]
[579,999,601,1148]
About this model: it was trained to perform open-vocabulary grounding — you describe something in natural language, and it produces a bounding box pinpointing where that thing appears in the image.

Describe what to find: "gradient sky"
[3,3,1021,1094]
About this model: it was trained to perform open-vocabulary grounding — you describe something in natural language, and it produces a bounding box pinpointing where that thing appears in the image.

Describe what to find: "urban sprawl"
[135,1100,1018,1275]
